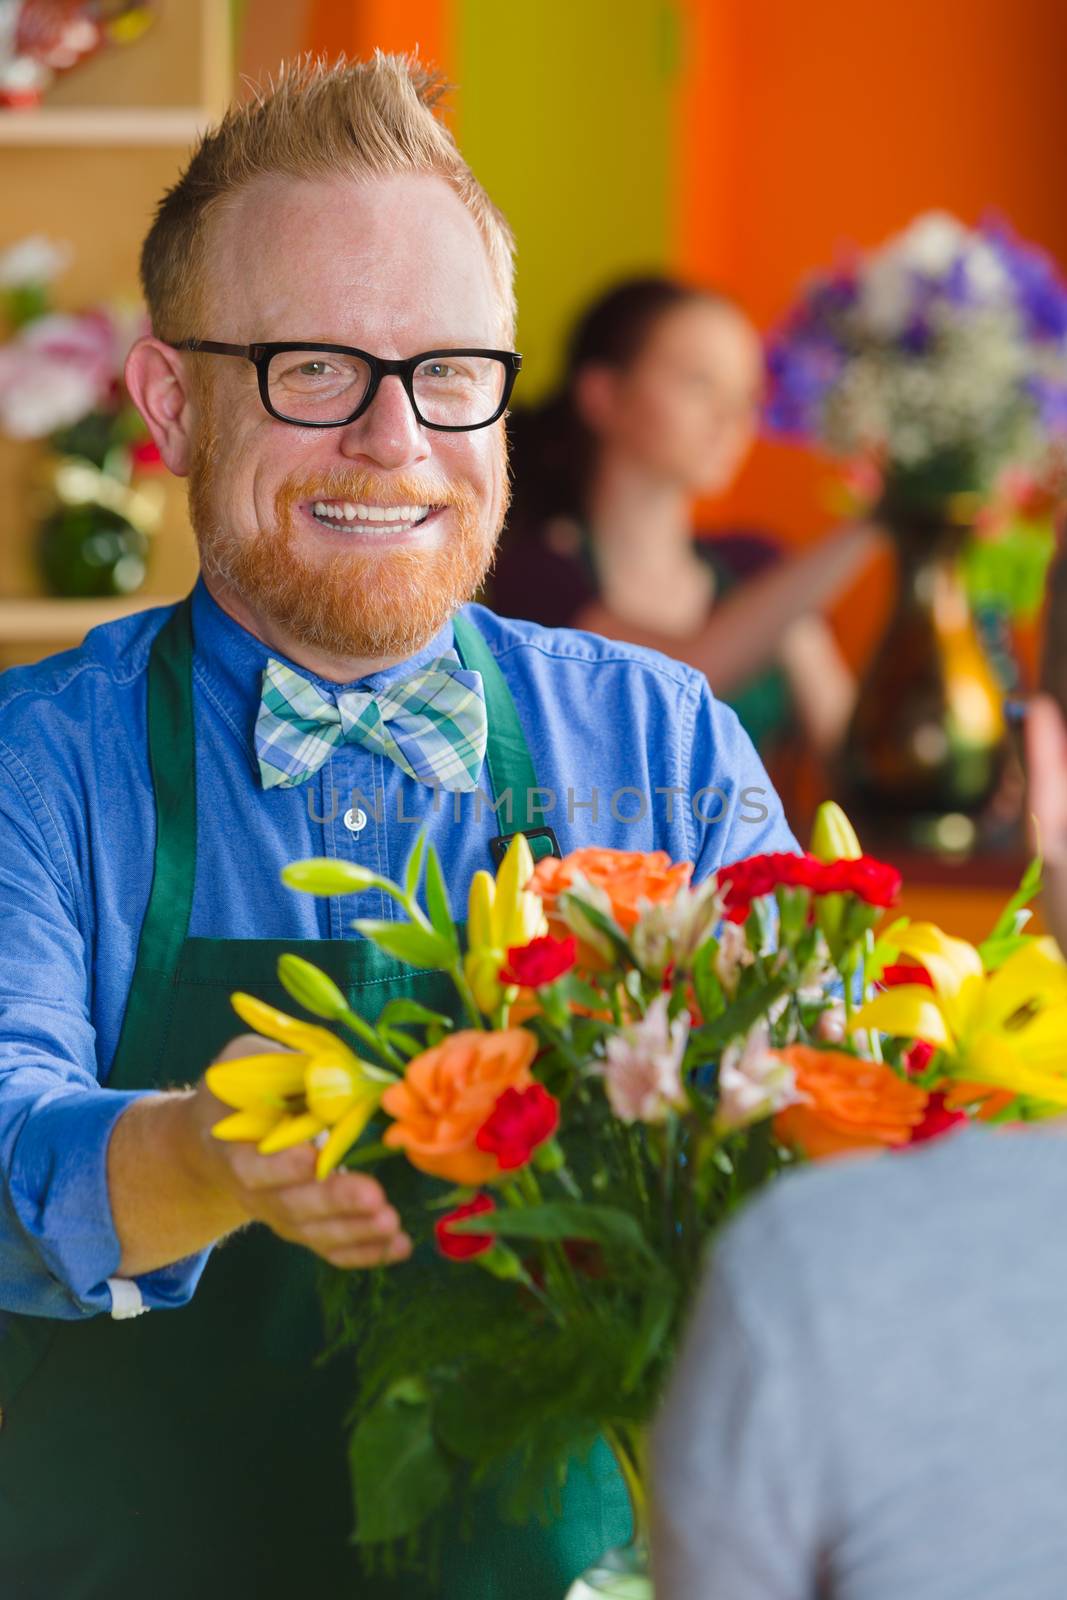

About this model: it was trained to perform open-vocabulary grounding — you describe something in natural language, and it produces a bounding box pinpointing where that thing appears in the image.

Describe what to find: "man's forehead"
[204,171,501,346]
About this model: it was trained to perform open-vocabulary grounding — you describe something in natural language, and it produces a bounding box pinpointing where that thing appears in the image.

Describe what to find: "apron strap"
[109,597,197,1084]
[110,600,558,1082]
[452,613,560,866]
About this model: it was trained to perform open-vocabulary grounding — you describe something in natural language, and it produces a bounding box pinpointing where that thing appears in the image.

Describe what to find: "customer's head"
[1028,543,1067,950]
[567,277,764,497]
[125,54,516,661]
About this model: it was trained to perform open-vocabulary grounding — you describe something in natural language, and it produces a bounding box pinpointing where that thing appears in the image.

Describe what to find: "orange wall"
[306,0,447,70]
[675,0,1067,666]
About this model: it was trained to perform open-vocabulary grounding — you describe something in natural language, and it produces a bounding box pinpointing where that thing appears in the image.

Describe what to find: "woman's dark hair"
[507,276,725,531]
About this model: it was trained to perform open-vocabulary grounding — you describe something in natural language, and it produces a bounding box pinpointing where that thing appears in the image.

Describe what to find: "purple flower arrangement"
[765,213,1067,506]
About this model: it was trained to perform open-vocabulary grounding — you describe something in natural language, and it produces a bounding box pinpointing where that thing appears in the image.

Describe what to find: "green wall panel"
[455,0,681,399]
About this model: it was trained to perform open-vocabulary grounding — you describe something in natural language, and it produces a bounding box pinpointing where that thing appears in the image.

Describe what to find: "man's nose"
[336,374,431,470]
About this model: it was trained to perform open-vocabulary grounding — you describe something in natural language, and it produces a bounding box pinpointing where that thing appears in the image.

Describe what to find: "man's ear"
[124,336,197,478]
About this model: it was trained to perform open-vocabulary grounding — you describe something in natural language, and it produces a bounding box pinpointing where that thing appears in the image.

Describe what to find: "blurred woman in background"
[492,277,880,759]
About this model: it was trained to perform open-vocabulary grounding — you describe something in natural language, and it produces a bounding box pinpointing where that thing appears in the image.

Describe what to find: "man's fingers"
[211,1032,293,1064]
[325,1234,413,1270]
[228,1141,318,1191]
[271,1169,388,1221]
[300,1209,406,1253]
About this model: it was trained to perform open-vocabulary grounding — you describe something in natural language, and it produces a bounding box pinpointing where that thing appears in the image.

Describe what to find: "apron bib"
[0,600,629,1598]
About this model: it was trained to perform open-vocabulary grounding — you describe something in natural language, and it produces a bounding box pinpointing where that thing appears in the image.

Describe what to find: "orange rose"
[381,1029,538,1185]
[772,1044,928,1159]
[530,848,693,969]
[943,1081,1016,1121]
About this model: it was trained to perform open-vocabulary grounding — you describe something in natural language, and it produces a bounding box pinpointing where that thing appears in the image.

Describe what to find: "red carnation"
[907,1091,967,1145]
[719,851,823,922]
[435,1193,496,1260]
[880,962,934,989]
[500,934,577,988]
[475,1083,560,1171]
[130,438,163,470]
[903,1039,936,1077]
[821,855,902,908]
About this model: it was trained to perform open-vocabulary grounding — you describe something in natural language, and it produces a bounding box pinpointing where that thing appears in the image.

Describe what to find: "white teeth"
[311,500,433,526]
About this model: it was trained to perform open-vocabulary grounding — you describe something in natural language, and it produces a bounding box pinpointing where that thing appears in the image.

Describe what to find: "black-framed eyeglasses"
[172,340,522,432]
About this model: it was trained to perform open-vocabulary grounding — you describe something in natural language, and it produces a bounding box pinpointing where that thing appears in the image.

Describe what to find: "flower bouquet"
[0,235,163,595]
[208,808,1066,1596]
[766,214,1067,835]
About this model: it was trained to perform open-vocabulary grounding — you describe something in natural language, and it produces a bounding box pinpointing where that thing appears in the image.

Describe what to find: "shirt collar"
[189,574,457,775]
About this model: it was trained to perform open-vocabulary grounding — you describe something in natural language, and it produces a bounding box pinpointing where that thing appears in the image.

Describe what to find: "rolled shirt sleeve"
[0,744,208,1318]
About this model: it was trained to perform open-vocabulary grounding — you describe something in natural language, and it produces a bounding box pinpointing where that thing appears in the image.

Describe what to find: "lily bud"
[277,953,349,1020]
[810,801,862,863]
[282,858,386,896]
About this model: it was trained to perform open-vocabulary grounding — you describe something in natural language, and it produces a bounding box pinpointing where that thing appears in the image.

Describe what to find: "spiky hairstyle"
[140,52,515,340]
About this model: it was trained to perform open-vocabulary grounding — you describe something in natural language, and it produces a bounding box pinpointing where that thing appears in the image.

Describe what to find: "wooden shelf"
[0,595,180,644]
[0,108,211,146]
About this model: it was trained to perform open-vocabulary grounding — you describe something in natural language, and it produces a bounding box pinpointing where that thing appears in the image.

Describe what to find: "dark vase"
[37,499,148,598]
[838,514,1007,849]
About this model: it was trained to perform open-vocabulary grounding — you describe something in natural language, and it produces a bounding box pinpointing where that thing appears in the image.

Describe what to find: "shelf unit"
[0,0,230,663]
[0,596,181,645]
[0,108,213,146]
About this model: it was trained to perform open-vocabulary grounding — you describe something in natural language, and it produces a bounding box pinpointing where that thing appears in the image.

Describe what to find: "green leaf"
[350,1382,453,1545]
[558,892,633,964]
[378,998,455,1032]
[424,844,458,949]
[622,1272,676,1392]
[283,857,391,897]
[353,919,456,970]
[341,1140,395,1169]
[691,940,725,1025]
[449,1201,657,1266]
[556,975,607,1012]
[977,932,1036,970]
[687,972,789,1060]
[404,831,427,902]
[984,856,1043,951]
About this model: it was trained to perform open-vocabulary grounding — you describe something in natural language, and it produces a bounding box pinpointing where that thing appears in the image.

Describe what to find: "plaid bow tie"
[254,653,488,792]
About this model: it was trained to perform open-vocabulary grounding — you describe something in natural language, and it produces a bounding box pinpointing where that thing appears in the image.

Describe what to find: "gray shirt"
[651,1127,1067,1599]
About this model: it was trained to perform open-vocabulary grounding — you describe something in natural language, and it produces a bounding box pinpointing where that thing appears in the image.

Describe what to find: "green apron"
[0,598,629,1598]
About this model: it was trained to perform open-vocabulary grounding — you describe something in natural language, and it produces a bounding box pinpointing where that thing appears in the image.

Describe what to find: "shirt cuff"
[8,1085,209,1314]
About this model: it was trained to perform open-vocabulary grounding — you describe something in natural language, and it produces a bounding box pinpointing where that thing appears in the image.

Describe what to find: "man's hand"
[109,1034,411,1278]
[189,1034,412,1269]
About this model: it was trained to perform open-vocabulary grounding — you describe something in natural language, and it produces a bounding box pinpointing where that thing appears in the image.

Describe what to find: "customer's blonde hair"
[140,52,515,341]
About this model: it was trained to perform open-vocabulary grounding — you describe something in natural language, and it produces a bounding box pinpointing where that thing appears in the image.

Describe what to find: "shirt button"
[343,807,368,834]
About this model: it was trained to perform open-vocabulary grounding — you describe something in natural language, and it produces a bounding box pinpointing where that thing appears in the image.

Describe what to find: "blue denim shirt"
[0,577,796,1320]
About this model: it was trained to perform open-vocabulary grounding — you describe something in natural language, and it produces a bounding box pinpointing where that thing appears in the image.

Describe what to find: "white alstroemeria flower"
[713,918,755,995]
[0,235,70,290]
[716,1022,802,1132]
[631,876,723,979]
[599,994,690,1124]
[558,873,619,964]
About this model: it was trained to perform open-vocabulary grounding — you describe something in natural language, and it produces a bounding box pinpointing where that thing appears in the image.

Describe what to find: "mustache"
[275,468,479,517]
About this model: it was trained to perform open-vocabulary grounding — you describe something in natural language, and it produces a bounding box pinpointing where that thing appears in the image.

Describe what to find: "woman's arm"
[575,521,879,706]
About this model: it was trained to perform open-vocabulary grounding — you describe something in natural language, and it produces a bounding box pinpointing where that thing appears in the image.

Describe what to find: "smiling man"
[0,56,795,1599]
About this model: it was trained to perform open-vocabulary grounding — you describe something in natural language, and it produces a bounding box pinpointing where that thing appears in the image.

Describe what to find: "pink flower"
[0,312,117,439]
[598,994,689,1124]
[716,1023,803,1131]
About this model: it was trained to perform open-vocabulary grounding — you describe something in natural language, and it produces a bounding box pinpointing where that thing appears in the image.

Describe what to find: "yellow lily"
[462,833,547,1014]
[851,923,1067,1109]
[207,992,386,1177]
